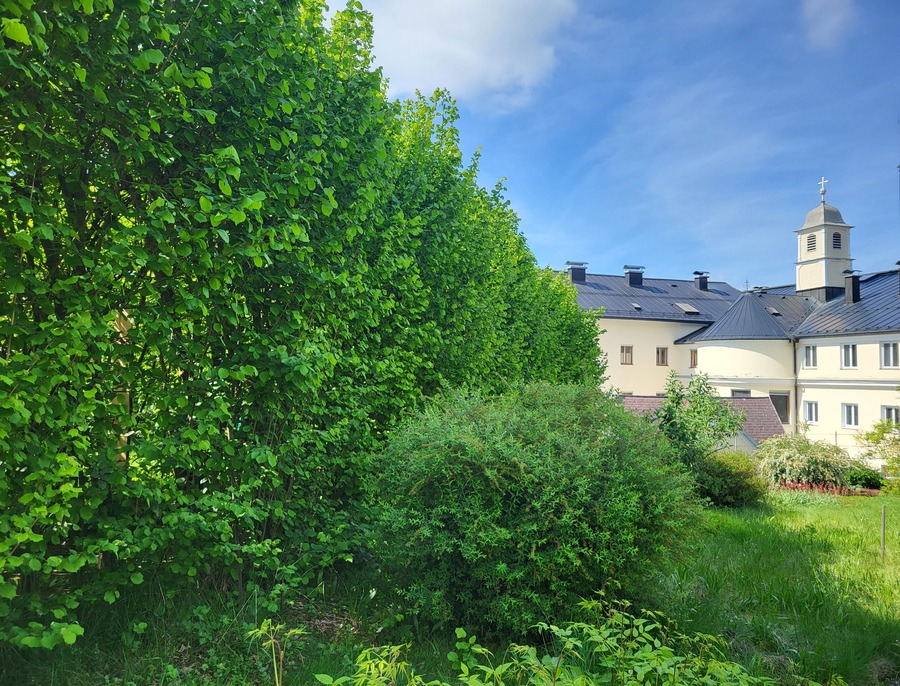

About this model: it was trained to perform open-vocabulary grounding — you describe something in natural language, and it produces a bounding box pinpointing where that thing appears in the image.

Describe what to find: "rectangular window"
[689,349,698,368]
[731,389,751,398]
[841,344,857,369]
[803,401,819,424]
[770,392,790,424]
[656,347,668,366]
[882,406,900,424]
[842,403,859,428]
[803,345,817,369]
[881,342,899,369]
[620,345,633,365]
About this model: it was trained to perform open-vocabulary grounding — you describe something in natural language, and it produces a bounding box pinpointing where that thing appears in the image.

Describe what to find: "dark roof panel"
[573,273,741,323]
[677,292,818,343]
[794,270,900,336]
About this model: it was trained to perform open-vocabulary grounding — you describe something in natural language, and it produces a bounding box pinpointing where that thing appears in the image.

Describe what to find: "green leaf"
[0,583,16,600]
[59,624,84,645]
[143,48,165,65]
[130,571,144,585]
[314,675,333,685]
[199,196,212,212]
[2,18,31,45]
[218,179,232,196]
[73,65,87,83]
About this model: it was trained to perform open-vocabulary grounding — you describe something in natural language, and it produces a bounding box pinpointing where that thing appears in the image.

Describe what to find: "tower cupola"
[795,177,853,302]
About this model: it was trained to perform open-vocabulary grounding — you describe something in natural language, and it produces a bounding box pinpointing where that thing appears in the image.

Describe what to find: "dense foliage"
[0,0,601,647]
[857,420,900,492]
[652,373,747,506]
[373,383,698,636]
[321,602,779,686]
[756,434,860,488]
[692,450,767,508]
[654,373,745,469]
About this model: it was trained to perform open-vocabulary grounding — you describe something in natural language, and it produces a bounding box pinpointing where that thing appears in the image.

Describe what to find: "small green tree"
[654,372,745,468]
[857,420,900,492]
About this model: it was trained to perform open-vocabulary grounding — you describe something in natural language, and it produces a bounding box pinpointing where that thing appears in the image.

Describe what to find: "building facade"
[569,187,900,463]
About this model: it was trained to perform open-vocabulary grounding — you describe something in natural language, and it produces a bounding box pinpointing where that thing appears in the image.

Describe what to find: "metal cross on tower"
[819,176,828,201]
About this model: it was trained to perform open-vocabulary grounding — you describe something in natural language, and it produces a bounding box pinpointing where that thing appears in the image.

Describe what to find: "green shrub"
[857,420,900,493]
[318,601,778,686]
[693,450,768,508]
[844,465,885,490]
[756,434,859,487]
[372,383,698,636]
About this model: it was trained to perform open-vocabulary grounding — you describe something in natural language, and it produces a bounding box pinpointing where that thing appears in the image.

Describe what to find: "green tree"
[654,372,745,468]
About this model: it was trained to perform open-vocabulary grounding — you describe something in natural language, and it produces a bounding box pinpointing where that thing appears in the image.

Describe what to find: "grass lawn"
[647,490,900,684]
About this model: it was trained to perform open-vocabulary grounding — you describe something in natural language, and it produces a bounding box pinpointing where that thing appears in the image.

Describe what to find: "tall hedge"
[0,0,601,647]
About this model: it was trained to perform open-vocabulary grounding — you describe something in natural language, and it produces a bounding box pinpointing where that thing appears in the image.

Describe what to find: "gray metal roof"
[793,269,900,337]
[573,273,741,323]
[676,292,818,343]
[798,203,851,230]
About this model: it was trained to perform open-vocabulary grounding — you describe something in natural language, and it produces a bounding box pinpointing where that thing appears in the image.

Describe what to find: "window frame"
[882,406,900,424]
[769,392,790,424]
[841,344,857,369]
[689,349,698,368]
[656,347,668,366]
[806,234,816,252]
[803,345,817,369]
[620,345,633,366]
[832,232,841,250]
[881,341,899,369]
[731,389,751,398]
[803,401,819,424]
[842,403,859,428]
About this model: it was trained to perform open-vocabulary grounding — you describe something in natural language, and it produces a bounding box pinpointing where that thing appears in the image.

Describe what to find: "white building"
[569,185,900,462]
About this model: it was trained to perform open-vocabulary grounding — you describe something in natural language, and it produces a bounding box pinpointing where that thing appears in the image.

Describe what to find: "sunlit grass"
[648,491,900,684]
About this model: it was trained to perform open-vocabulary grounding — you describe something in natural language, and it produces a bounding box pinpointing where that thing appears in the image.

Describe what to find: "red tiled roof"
[621,395,785,446]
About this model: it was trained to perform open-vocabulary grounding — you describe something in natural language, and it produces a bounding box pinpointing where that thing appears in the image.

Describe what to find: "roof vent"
[674,302,700,315]
[631,302,642,311]
[765,306,781,316]
[566,260,587,284]
[624,265,644,288]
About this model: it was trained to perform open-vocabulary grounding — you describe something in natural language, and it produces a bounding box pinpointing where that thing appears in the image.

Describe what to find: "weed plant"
[648,492,900,684]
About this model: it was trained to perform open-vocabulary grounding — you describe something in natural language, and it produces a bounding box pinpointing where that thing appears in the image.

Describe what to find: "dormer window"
[674,302,700,315]
[832,232,841,249]
[806,234,816,252]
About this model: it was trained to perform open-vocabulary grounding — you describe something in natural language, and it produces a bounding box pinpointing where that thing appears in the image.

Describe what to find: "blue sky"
[361,0,900,289]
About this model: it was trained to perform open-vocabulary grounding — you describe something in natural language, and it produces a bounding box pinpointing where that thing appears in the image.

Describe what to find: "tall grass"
[647,492,900,684]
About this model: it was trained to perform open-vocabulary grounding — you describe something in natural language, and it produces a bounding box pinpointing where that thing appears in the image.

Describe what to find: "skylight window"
[674,302,700,315]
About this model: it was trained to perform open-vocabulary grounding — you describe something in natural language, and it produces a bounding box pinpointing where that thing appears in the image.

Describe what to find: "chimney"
[843,270,860,304]
[693,270,709,291]
[566,261,587,283]
[624,265,644,288]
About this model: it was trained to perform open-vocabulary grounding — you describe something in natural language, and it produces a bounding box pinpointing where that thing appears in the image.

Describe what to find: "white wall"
[599,318,702,395]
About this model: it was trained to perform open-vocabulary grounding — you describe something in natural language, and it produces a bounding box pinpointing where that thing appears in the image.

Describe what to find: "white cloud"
[802,0,856,49]
[364,0,577,108]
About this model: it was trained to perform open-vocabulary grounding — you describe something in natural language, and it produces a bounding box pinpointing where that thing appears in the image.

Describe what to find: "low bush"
[843,465,885,490]
[693,450,768,508]
[756,434,860,488]
[317,600,779,686]
[371,383,699,636]
[857,420,900,493]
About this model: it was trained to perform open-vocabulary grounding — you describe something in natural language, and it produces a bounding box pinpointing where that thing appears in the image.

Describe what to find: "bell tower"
[795,178,853,302]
